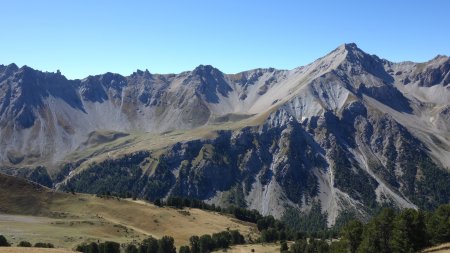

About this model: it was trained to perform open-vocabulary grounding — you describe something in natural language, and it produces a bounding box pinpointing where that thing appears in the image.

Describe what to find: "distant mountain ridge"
[1,43,449,225]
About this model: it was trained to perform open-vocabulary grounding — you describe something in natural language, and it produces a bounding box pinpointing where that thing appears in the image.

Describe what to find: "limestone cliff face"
[1,44,449,224]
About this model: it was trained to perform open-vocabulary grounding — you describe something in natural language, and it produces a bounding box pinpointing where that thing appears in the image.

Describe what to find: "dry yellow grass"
[422,243,450,253]
[0,248,75,253]
[212,243,281,253]
[0,174,257,250]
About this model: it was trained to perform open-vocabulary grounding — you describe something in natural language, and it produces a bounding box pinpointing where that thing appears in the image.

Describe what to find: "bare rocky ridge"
[0,43,449,225]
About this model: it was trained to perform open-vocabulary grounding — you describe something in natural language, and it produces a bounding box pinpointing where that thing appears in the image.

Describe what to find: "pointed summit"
[334,43,369,55]
[301,43,371,77]
[333,42,369,61]
[329,42,360,54]
[325,43,389,74]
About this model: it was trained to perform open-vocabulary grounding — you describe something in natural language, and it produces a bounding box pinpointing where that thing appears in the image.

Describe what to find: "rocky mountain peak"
[337,42,360,52]
[329,42,363,57]
[433,54,449,60]
[338,43,379,63]
[186,65,232,103]
[192,64,223,77]
[5,63,19,73]
[0,63,19,82]
[131,69,152,79]
[327,43,394,86]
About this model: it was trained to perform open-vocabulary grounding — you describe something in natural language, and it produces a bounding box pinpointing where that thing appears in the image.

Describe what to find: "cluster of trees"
[124,236,176,253]
[158,196,336,245]
[330,146,378,208]
[76,230,245,253]
[0,236,10,247]
[281,201,328,234]
[275,204,450,253]
[76,237,174,253]
[329,204,450,253]
[33,242,55,248]
[64,160,144,199]
[62,152,152,199]
[160,196,339,241]
[235,204,336,244]
[0,236,54,248]
[76,241,121,253]
[182,230,245,253]
[230,207,262,223]
[17,241,32,247]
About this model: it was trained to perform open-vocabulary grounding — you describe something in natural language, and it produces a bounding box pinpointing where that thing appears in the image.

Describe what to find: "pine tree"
[125,244,138,253]
[179,245,191,253]
[391,209,428,252]
[427,204,450,244]
[140,236,158,253]
[357,228,383,253]
[378,208,395,252]
[199,235,214,253]
[18,241,32,247]
[358,209,394,253]
[189,236,200,253]
[158,236,176,253]
[341,220,363,253]
[87,242,99,253]
[0,235,10,247]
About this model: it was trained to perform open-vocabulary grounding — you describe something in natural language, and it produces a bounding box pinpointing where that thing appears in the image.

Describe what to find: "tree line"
[279,204,450,253]
[74,229,245,253]
[0,236,54,248]
[329,204,450,253]
[157,196,336,243]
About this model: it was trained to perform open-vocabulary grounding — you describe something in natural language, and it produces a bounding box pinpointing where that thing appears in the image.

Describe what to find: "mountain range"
[1,43,449,226]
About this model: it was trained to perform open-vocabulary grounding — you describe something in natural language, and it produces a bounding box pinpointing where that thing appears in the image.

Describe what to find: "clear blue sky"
[2,0,450,79]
